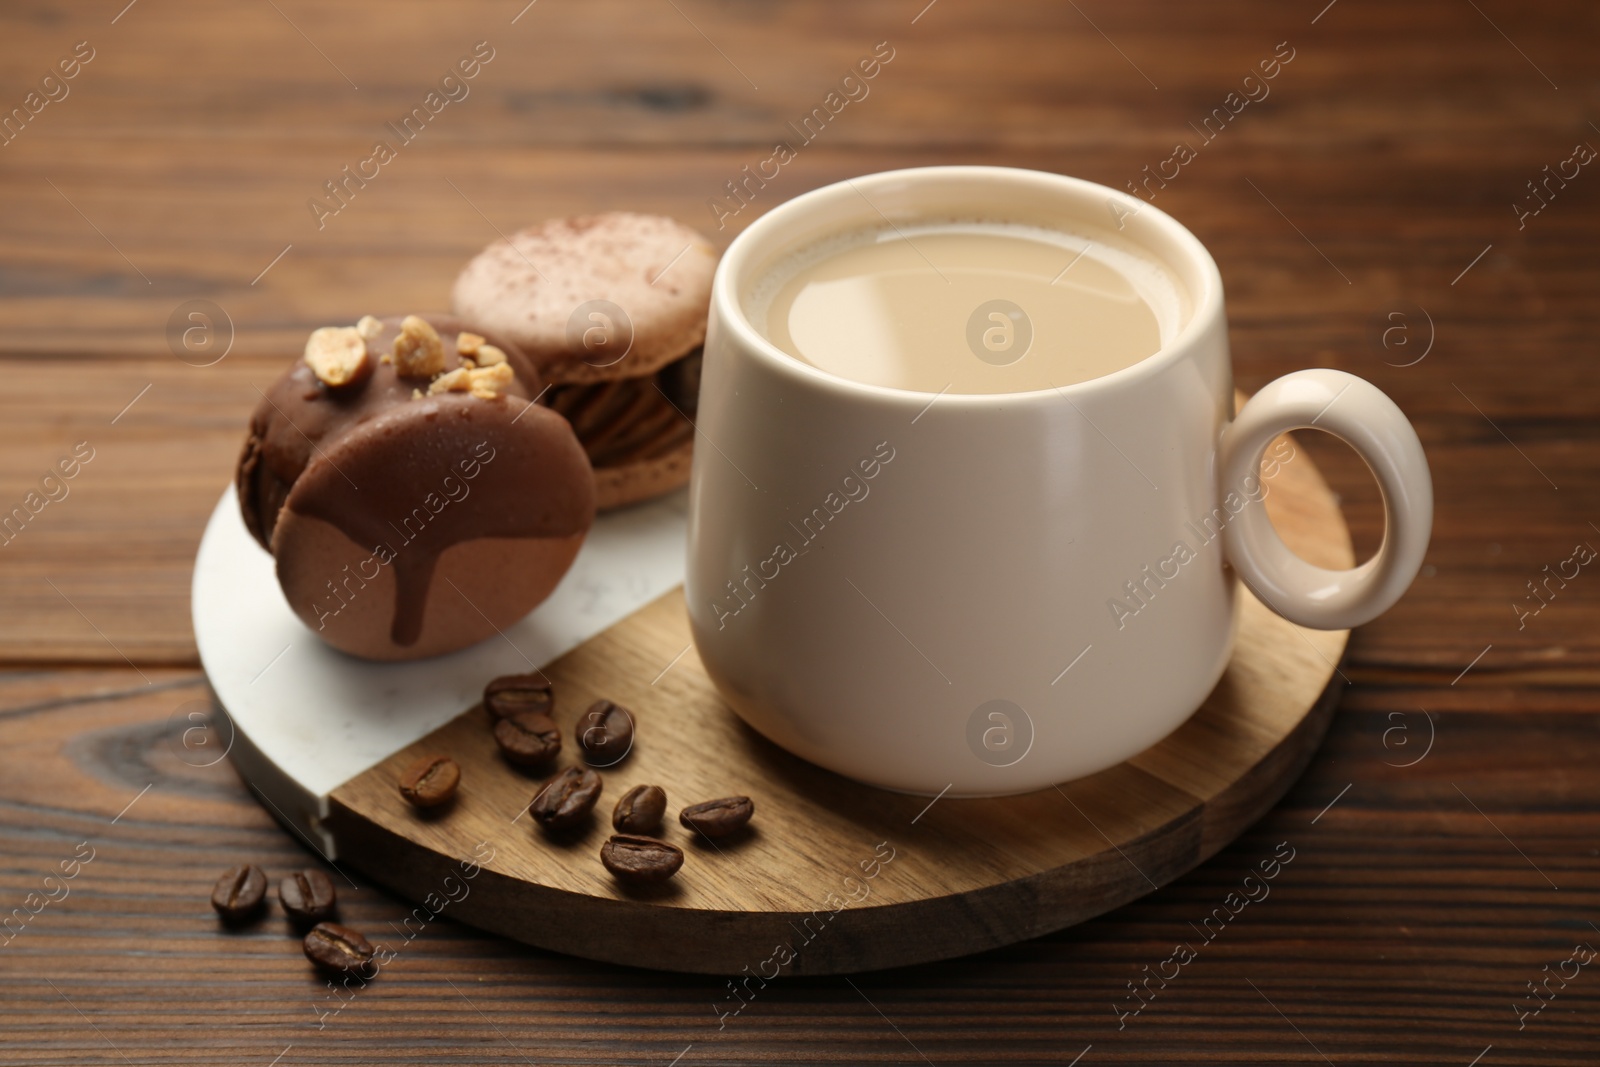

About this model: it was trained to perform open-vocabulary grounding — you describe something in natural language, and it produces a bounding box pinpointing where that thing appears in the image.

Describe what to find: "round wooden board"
[318,425,1353,976]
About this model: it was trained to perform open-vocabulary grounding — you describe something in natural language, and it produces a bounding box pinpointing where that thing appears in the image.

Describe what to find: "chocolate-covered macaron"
[450,213,716,510]
[237,314,595,661]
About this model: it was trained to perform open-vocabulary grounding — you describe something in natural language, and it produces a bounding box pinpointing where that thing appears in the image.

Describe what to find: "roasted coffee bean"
[679,796,754,838]
[398,754,460,808]
[577,699,635,766]
[529,766,603,830]
[210,864,267,922]
[279,868,337,925]
[483,673,554,720]
[600,834,683,884]
[612,784,667,833]
[303,922,376,977]
[494,712,562,767]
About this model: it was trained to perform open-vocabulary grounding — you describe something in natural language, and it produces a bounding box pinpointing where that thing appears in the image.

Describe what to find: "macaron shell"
[271,393,595,661]
[450,213,717,385]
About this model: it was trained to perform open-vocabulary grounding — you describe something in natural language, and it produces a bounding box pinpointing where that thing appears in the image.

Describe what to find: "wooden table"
[2,0,1596,1062]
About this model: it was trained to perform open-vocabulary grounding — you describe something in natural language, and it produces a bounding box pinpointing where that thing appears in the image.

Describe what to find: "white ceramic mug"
[685,166,1431,796]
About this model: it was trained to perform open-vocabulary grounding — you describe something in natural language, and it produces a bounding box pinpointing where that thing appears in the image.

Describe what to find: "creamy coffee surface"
[755,223,1176,394]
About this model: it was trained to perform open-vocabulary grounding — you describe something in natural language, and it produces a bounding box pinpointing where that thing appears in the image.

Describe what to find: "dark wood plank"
[0,1,1595,358]
[0,4,1596,664]
[0,356,281,665]
[0,0,1597,1059]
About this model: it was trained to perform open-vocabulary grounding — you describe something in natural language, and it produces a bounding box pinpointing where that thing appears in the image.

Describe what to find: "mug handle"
[1218,368,1432,630]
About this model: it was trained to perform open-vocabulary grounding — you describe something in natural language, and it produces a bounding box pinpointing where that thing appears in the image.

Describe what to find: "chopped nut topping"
[392,315,446,378]
[461,358,476,369]
[425,361,514,399]
[411,388,422,399]
[474,344,508,366]
[356,315,383,340]
[380,353,393,364]
[426,368,472,395]
[303,326,372,388]
[467,362,514,398]
[456,331,485,356]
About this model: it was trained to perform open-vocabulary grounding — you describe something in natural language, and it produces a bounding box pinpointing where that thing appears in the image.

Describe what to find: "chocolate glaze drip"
[284,394,592,645]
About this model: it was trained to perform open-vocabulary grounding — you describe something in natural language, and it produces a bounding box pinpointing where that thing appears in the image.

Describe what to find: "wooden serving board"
[306,425,1351,976]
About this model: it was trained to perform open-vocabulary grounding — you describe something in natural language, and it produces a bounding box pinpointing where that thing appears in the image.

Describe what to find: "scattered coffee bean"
[397,754,460,808]
[303,922,376,977]
[494,711,562,767]
[613,784,667,834]
[279,868,337,926]
[529,766,603,830]
[210,864,267,922]
[484,673,554,720]
[600,834,683,884]
[577,699,635,766]
[679,796,754,838]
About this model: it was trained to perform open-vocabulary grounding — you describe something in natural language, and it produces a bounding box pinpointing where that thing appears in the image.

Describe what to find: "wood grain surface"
[326,427,1348,973]
[2,0,1598,1062]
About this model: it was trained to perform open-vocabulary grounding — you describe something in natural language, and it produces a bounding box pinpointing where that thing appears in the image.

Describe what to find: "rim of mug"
[713,165,1225,405]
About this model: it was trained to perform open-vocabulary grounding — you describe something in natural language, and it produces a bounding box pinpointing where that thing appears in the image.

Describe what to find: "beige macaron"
[451,212,716,386]
[451,212,716,510]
